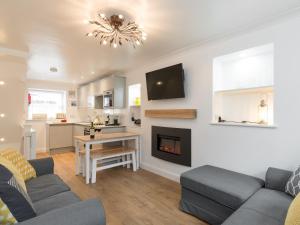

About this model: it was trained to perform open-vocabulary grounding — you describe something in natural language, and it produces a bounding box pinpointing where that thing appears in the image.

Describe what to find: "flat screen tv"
[146,63,185,100]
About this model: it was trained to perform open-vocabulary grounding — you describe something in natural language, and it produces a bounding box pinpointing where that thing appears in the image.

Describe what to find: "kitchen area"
[25,74,141,154]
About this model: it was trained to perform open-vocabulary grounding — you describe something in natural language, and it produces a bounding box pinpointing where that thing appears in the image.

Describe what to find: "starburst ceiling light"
[86,13,147,48]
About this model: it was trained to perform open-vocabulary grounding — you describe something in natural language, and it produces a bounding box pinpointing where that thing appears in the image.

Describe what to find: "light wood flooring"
[39,152,207,225]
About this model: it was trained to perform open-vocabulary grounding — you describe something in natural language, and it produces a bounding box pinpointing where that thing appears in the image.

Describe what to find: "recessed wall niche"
[212,44,274,127]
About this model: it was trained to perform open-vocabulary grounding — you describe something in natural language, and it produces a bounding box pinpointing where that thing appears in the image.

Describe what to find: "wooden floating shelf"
[144,109,197,119]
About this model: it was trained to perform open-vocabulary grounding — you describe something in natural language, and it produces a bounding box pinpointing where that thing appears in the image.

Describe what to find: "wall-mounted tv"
[146,63,185,100]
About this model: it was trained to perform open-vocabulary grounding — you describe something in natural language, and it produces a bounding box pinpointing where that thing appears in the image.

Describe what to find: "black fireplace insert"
[152,126,191,166]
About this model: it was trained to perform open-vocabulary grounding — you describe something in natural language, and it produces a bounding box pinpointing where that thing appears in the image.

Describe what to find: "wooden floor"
[39,152,207,225]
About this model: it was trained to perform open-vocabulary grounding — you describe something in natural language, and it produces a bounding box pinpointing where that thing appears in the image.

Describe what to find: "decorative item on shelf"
[70,100,77,107]
[56,113,66,120]
[86,12,147,48]
[134,97,141,106]
[257,99,268,124]
[68,90,76,99]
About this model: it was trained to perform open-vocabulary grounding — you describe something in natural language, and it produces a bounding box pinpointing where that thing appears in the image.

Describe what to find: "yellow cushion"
[0,198,17,224]
[285,194,300,225]
[0,149,36,181]
[0,156,27,191]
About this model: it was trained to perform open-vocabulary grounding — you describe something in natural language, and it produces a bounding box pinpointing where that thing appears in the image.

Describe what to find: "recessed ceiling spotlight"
[0,138,5,142]
[0,113,5,118]
[0,81,5,85]
[118,14,124,19]
[50,67,58,73]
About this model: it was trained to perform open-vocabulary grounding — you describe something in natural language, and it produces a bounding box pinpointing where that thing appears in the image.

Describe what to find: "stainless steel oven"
[103,90,113,108]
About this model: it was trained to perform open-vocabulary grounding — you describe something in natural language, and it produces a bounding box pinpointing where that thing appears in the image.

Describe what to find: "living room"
[1,1,300,225]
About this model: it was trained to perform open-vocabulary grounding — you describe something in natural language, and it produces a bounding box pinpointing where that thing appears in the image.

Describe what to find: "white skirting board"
[140,162,180,183]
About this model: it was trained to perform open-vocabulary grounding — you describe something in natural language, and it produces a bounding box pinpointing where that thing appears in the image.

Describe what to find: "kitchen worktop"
[46,121,125,129]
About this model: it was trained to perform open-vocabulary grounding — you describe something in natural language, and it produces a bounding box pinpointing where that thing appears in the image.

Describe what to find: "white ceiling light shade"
[0,138,5,142]
[0,81,5,85]
[0,113,5,118]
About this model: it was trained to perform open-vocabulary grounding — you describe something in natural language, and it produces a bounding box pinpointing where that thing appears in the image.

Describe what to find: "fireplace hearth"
[152,126,191,166]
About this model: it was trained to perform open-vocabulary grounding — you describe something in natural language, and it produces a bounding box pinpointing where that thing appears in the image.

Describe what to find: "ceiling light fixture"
[0,81,5,85]
[0,138,5,142]
[86,13,146,48]
[0,113,5,118]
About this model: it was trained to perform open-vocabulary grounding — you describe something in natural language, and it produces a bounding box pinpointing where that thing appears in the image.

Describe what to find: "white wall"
[25,79,78,152]
[124,13,300,181]
[0,57,27,150]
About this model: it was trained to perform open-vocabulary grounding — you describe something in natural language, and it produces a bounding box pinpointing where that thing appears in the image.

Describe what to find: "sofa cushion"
[33,191,80,215]
[0,198,17,224]
[222,208,283,225]
[286,166,300,197]
[285,193,300,225]
[222,189,293,225]
[180,165,264,210]
[0,149,36,181]
[26,174,70,202]
[0,165,36,222]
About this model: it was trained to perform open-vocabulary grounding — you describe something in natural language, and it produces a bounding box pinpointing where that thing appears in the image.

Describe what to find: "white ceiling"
[1,0,300,84]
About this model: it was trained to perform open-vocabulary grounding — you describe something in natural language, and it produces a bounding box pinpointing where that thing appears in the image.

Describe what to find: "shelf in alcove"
[214,86,273,95]
[210,122,277,128]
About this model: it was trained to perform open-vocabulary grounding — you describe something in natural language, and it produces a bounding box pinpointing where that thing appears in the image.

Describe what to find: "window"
[212,44,274,127]
[28,89,66,120]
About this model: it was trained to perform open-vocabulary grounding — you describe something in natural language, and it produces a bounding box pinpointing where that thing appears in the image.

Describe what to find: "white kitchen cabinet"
[78,75,126,109]
[100,76,114,92]
[48,124,73,150]
[78,85,89,108]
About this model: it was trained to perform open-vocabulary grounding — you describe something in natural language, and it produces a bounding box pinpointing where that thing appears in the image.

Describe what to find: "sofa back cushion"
[0,165,36,222]
[266,167,292,192]
[0,156,27,191]
[285,193,300,225]
[285,166,300,197]
[0,149,36,181]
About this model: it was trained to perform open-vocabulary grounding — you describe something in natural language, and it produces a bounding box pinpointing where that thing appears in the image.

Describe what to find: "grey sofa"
[18,157,106,225]
[180,165,293,225]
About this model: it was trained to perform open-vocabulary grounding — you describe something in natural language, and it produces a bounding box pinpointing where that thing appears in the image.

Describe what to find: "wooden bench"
[79,146,137,183]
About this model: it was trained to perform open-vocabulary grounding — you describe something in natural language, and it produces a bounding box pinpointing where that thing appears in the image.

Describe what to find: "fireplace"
[152,126,191,166]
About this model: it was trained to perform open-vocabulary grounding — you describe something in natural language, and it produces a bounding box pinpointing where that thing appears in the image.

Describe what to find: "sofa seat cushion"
[180,165,264,210]
[26,174,70,202]
[33,191,80,215]
[222,189,293,225]
[222,208,282,225]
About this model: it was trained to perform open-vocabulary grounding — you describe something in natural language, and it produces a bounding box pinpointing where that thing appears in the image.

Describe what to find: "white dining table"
[74,132,141,184]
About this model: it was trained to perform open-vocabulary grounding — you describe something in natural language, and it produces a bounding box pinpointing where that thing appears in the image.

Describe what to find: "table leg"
[135,137,140,169]
[85,143,90,184]
[75,140,80,175]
